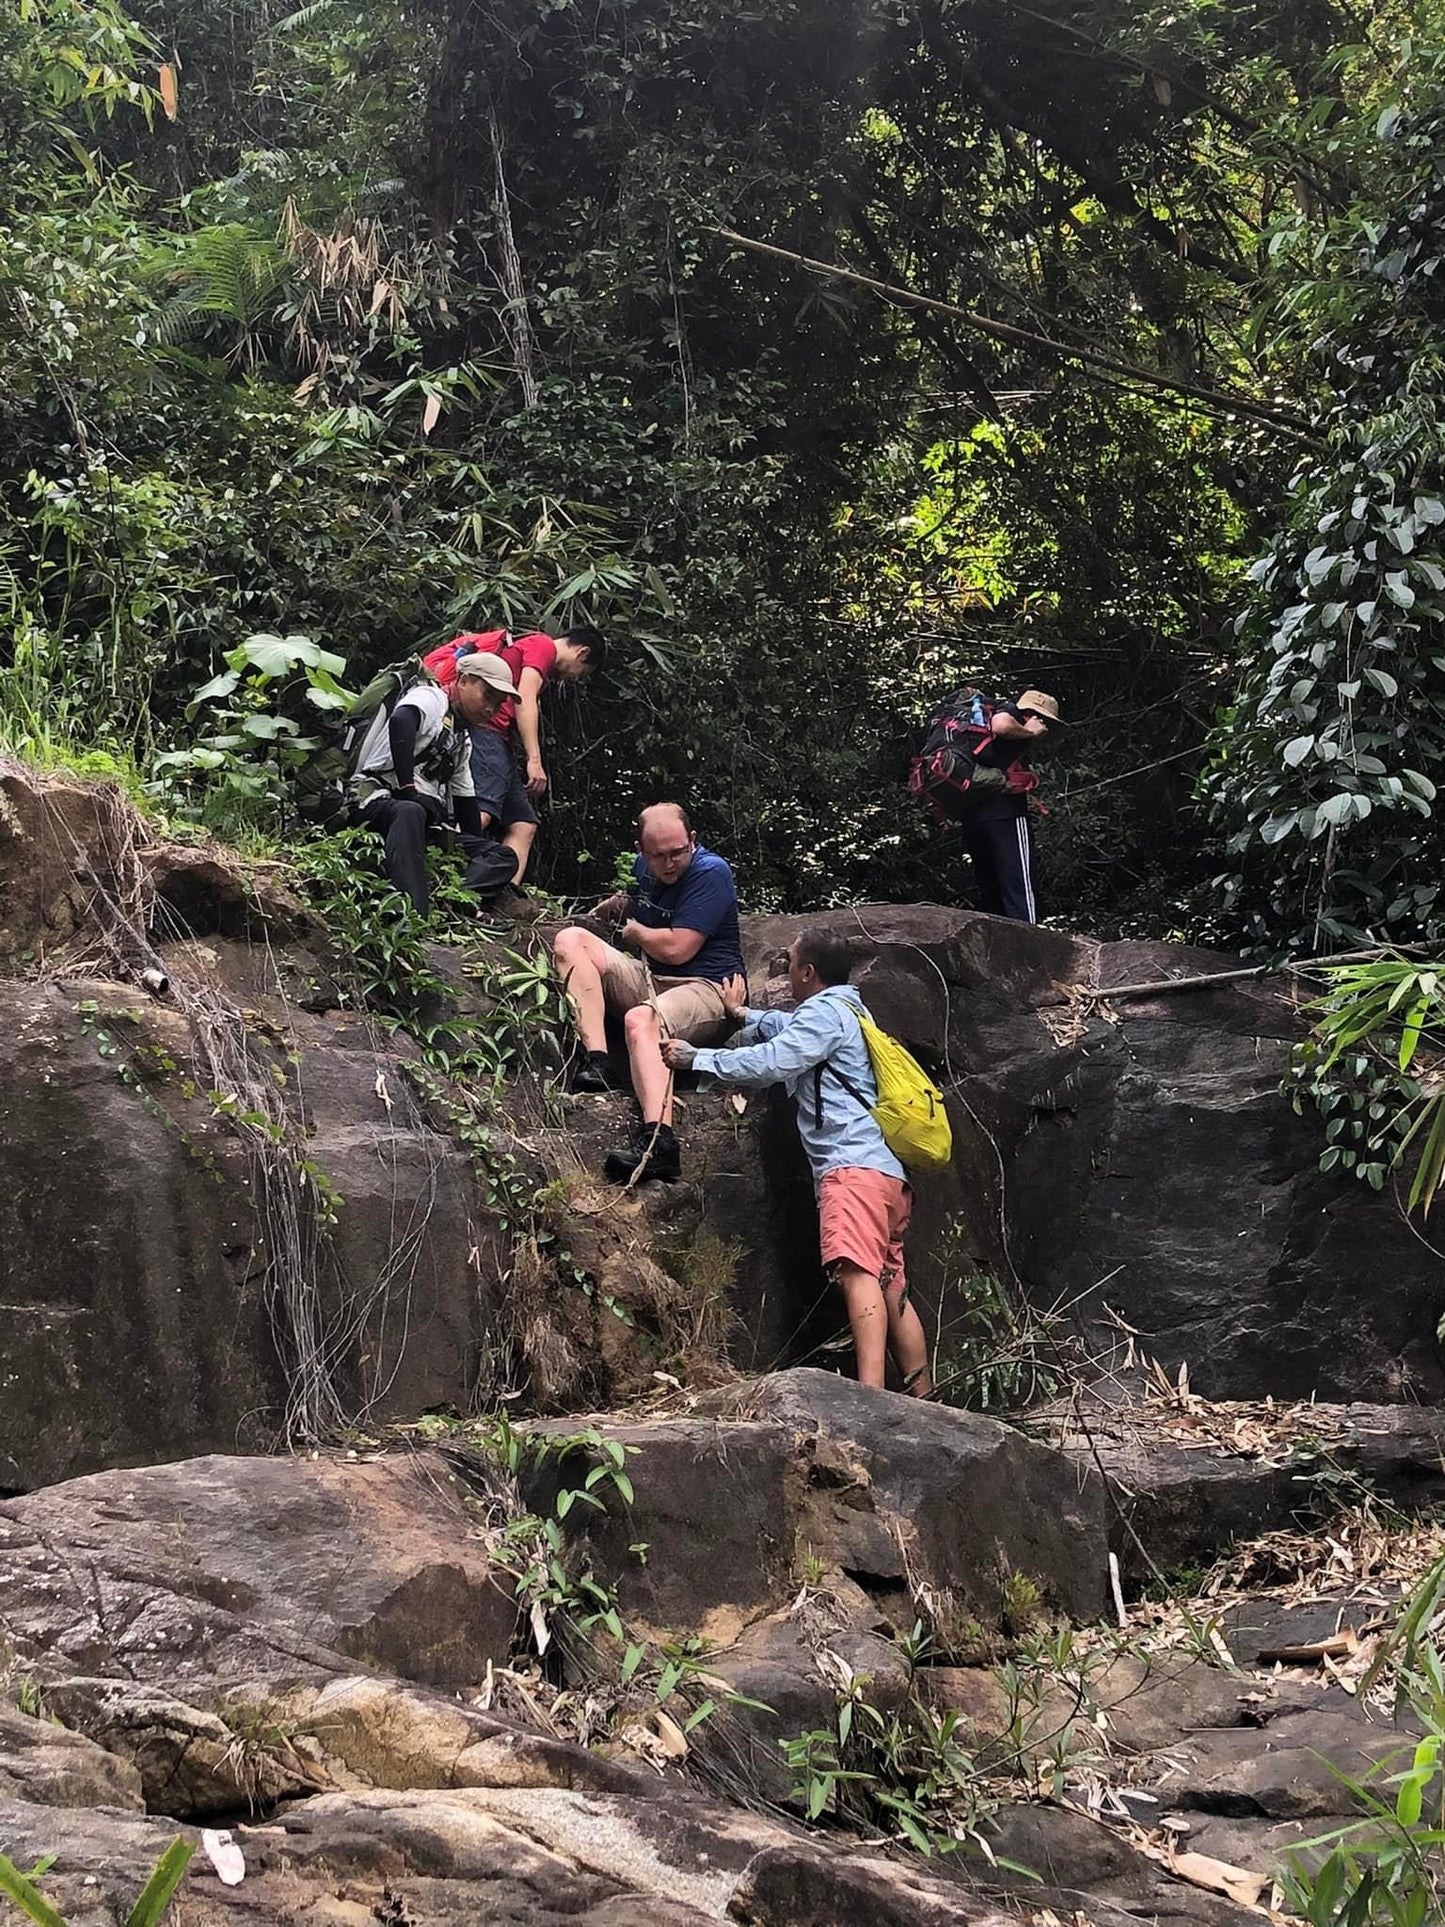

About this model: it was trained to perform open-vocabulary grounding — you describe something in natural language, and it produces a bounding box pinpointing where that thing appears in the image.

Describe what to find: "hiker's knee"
[507,819,537,848]
[385,798,428,842]
[623,1003,659,1048]
[553,925,592,969]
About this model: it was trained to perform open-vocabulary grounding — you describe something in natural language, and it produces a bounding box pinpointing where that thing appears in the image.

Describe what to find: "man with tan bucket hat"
[910,685,1063,922]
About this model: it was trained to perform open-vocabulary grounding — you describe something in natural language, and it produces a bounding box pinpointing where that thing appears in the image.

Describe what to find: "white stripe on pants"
[1015,814,1036,922]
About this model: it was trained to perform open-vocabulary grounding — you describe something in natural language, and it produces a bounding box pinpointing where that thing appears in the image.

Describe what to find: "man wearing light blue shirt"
[664,929,932,1398]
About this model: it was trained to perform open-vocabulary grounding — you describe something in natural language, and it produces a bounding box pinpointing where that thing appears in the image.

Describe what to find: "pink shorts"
[818,1167,912,1292]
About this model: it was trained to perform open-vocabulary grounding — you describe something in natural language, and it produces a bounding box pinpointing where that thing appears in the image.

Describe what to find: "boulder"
[0,1507,348,1687]
[737,907,1445,1402]
[3,1450,515,1688]
[0,1702,143,1811]
[524,1371,1107,1639]
[705,1368,1111,1623]
[519,1418,796,1641]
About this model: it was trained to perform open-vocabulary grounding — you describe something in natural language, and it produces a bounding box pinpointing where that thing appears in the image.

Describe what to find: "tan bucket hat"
[1017,689,1063,724]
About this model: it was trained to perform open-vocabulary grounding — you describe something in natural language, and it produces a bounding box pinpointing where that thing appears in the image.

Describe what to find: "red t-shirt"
[434,631,558,736]
[487,631,557,737]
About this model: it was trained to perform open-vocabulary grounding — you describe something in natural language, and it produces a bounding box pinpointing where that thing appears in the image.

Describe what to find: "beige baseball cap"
[455,652,519,697]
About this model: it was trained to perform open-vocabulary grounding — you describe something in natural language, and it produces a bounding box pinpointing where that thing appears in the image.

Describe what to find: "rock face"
[737,907,1445,1403]
[2,764,1441,1497]
[0,1436,1336,1927]
[0,969,501,1490]
[0,765,761,1487]
[2,1451,516,1687]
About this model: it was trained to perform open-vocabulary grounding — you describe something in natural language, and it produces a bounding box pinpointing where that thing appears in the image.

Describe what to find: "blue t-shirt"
[631,845,744,983]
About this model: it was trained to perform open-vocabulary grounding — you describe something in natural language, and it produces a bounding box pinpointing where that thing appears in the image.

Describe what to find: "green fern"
[272,0,340,32]
[146,225,291,358]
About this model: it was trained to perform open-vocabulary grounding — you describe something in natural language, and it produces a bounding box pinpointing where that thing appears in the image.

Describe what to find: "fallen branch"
[710,225,1317,440]
[1088,942,1444,1004]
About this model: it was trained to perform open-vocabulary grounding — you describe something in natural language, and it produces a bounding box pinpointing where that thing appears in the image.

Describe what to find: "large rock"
[0,1703,143,1811]
[524,1369,1108,1637]
[736,907,1445,1401]
[716,1368,1110,1624]
[0,767,762,1490]
[2,1450,515,1688]
[0,976,499,1489]
[1048,1395,1445,1578]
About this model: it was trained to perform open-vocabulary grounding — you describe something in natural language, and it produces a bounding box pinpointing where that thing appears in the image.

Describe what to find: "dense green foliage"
[1206,67,1445,953]
[1290,956,1445,1219]
[3,0,1445,938]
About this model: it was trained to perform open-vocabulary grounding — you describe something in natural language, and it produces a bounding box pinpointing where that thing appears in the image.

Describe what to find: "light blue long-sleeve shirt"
[690,984,905,1190]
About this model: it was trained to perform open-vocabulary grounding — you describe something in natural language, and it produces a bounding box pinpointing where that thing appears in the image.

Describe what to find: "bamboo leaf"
[127,1840,195,1927]
[0,1855,68,1927]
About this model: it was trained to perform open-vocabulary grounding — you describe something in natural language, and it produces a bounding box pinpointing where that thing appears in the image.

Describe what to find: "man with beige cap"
[956,688,1061,923]
[350,650,523,915]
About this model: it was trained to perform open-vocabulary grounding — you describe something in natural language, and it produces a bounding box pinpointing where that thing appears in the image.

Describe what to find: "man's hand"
[588,892,631,927]
[661,1038,697,1071]
[720,972,748,1027]
[618,918,644,953]
[525,759,548,798]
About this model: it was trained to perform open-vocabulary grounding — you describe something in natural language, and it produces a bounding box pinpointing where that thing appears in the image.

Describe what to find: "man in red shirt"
[434,627,604,912]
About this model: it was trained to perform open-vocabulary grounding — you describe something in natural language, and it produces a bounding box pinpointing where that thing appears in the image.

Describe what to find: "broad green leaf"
[239,633,324,678]
[188,670,240,707]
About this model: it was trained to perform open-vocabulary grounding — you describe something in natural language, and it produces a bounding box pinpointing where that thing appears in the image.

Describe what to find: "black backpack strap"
[812,998,872,1123]
[823,1059,872,1110]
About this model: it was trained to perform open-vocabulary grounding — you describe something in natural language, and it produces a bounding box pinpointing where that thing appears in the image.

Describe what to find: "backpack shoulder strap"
[812,996,874,1118]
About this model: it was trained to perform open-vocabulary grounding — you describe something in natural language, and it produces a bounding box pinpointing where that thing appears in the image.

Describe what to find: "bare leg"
[504,818,537,887]
[622,1004,673,1125]
[883,1280,932,1396]
[831,1261,889,1388]
[551,926,612,1053]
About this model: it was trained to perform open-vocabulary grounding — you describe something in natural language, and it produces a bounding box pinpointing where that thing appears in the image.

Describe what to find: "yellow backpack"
[821,1002,954,1173]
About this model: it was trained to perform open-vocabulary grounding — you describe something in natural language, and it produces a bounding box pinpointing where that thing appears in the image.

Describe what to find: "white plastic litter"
[201,1829,246,1886]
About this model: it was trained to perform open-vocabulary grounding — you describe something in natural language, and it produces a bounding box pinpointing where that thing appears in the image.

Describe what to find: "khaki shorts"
[599,950,730,1045]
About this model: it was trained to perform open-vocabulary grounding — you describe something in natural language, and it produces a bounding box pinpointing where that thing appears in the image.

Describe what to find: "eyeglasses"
[649,844,693,863]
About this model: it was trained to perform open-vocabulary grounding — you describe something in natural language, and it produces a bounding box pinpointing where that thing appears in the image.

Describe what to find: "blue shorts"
[469,728,538,830]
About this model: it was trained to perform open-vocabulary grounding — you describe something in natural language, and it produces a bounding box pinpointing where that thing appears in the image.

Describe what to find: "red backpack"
[421,630,528,691]
[908,688,1039,823]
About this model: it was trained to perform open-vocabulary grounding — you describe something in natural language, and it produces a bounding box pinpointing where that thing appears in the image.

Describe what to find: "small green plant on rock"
[0,1839,193,1927]
[780,1666,1016,1863]
[932,1228,1067,1413]
[153,632,350,836]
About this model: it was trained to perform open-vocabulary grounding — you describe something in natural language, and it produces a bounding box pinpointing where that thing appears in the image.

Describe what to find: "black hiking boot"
[572,1051,627,1094]
[603,1122,681,1184]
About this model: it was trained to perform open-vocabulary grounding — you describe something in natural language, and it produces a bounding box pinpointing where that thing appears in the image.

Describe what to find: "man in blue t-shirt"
[551,802,745,1182]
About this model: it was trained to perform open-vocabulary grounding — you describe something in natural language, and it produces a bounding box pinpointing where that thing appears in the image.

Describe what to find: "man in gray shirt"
[352,652,521,915]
